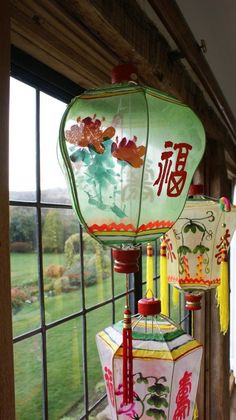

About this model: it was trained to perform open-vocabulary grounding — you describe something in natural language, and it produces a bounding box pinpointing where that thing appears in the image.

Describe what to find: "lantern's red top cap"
[138,298,161,316]
[112,63,138,84]
[188,184,204,196]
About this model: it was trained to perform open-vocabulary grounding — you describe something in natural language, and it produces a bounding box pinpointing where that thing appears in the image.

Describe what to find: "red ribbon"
[122,307,133,404]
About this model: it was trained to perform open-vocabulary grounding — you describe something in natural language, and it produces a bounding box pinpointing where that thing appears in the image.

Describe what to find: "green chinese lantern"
[58,65,206,408]
[58,66,205,260]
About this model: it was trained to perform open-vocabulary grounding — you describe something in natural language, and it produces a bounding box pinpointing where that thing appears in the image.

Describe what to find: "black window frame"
[10,47,142,419]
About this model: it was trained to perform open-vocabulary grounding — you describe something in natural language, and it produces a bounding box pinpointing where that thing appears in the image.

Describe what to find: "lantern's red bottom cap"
[112,248,140,273]
[138,298,161,316]
[185,294,202,310]
[188,184,204,196]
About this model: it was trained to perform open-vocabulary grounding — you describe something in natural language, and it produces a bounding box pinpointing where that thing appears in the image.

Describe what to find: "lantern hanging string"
[179,312,190,325]
[122,274,133,404]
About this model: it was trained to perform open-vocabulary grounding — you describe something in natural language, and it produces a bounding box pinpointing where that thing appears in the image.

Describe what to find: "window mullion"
[35,88,49,420]
[79,225,89,416]
[111,250,116,323]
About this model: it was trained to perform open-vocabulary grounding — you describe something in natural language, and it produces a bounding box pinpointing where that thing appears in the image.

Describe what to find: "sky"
[9,77,67,193]
[9,77,236,205]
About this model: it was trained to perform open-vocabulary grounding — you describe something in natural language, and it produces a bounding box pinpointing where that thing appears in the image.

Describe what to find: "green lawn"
[11,252,126,420]
[11,252,183,419]
[10,252,66,287]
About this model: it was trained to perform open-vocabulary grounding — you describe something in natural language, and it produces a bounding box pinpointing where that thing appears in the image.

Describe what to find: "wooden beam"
[10,0,236,176]
[0,0,16,418]
[148,0,236,142]
[57,0,236,168]
[10,0,118,87]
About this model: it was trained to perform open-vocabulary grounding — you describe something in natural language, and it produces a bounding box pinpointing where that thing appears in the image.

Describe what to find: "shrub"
[64,256,96,288]
[60,417,75,420]
[44,281,53,292]
[27,286,39,297]
[64,232,111,289]
[64,234,80,268]
[10,241,33,253]
[11,287,28,313]
[45,264,65,278]
[64,261,80,286]
[53,276,78,294]
[83,271,96,287]
[64,232,99,268]
[14,278,38,288]
[53,277,64,294]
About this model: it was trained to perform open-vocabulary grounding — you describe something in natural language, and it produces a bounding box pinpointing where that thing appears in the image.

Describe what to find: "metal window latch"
[199,39,207,54]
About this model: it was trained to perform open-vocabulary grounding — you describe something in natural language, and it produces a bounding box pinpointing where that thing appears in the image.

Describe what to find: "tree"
[62,210,80,241]
[64,232,110,287]
[10,206,35,244]
[42,209,64,253]
[64,233,80,268]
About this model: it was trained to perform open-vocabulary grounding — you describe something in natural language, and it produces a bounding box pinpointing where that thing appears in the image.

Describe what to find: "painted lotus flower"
[117,402,138,418]
[65,114,115,154]
[114,374,170,419]
[115,384,138,418]
[111,135,146,168]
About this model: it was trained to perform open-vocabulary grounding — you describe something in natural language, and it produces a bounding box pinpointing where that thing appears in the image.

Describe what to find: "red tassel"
[122,306,133,404]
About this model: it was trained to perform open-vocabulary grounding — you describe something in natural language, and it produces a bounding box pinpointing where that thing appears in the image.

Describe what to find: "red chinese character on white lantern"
[173,371,192,420]
[165,233,176,262]
[154,141,192,197]
[215,229,230,264]
[104,366,115,406]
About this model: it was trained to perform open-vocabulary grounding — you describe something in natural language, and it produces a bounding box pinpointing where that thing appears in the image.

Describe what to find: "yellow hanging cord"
[172,285,179,306]
[146,243,154,298]
[217,246,229,334]
[160,237,169,316]
[193,402,198,419]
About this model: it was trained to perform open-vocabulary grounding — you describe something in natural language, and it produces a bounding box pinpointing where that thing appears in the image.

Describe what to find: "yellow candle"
[172,286,179,307]
[146,243,154,298]
[160,239,169,316]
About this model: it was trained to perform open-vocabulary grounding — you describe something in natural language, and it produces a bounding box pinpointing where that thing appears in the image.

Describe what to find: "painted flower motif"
[65,114,115,154]
[111,136,146,168]
[115,384,138,418]
[117,402,137,418]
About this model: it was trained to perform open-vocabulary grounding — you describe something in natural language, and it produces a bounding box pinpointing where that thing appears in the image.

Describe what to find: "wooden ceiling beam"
[10,0,118,87]
[148,0,236,142]
[61,0,236,172]
[10,0,236,176]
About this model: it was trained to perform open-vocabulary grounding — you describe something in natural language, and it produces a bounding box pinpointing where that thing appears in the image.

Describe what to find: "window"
[9,71,136,419]
[10,52,187,419]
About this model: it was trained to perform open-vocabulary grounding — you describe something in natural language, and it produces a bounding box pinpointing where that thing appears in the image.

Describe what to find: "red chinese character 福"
[173,371,192,420]
[153,141,192,197]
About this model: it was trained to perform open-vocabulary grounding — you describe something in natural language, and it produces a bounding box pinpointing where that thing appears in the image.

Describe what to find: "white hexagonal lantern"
[96,301,202,420]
